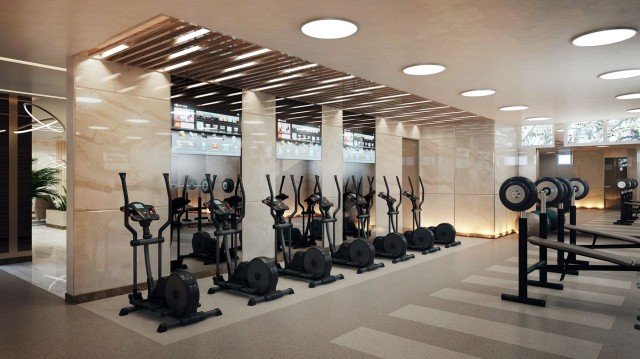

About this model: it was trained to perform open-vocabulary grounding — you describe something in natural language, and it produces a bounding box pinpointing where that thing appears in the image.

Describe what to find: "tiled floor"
[0,225,66,298]
[2,209,640,358]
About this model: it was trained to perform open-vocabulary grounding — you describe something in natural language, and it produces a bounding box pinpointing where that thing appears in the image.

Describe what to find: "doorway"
[604,157,627,209]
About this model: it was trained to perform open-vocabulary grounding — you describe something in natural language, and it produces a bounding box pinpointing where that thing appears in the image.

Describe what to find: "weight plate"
[164,271,200,316]
[383,232,407,257]
[187,177,198,191]
[535,177,563,206]
[499,176,536,211]
[303,247,332,279]
[616,179,627,189]
[630,179,638,189]
[221,178,235,193]
[200,179,210,194]
[434,223,456,245]
[247,257,279,294]
[556,177,574,204]
[569,177,589,200]
[411,227,435,249]
[349,239,375,266]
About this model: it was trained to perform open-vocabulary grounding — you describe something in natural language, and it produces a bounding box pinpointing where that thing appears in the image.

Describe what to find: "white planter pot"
[46,209,67,229]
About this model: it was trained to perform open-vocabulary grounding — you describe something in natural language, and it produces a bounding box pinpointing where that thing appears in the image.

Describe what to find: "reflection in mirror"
[342,111,376,241]
[275,98,323,247]
[169,76,243,274]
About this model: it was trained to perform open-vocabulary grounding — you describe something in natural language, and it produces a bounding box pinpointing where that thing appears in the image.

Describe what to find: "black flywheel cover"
[383,233,407,257]
[411,227,435,249]
[247,257,279,294]
[349,239,375,266]
[164,270,200,317]
[434,223,456,245]
[303,247,332,279]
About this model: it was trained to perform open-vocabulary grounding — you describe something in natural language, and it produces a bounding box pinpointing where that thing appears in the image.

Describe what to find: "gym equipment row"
[614,178,639,225]
[118,172,463,332]
[499,176,640,329]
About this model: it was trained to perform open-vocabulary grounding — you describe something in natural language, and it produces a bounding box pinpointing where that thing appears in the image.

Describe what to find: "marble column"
[241,91,276,260]
[494,122,519,235]
[419,124,455,228]
[374,119,406,236]
[66,56,171,301]
[321,106,343,244]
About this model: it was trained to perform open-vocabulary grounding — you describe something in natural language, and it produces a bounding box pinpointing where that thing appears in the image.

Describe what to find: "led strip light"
[15,103,66,134]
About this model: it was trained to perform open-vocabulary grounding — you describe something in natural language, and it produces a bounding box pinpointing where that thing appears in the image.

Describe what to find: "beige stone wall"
[67,56,171,297]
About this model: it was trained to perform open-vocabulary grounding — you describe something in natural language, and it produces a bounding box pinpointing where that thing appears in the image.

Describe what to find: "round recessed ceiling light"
[627,108,640,113]
[402,64,446,76]
[526,116,551,121]
[461,89,495,97]
[615,92,640,100]
[598,69,640,79]
[301,19,358,39]
[499,105,529,111]
[572,27,637,47]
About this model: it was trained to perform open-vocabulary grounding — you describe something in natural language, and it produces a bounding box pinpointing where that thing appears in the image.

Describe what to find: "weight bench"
[528,236,640,268]
[564,224,640,249]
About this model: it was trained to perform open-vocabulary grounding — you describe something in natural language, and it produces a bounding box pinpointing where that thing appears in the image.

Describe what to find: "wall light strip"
[0,88,65,100]
[0,56,66,72]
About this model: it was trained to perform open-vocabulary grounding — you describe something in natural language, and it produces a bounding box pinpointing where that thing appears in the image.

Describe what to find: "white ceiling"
[1,0,639,125]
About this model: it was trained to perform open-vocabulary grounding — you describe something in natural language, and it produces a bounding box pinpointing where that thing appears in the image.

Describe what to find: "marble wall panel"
[454,121,495,195]
[420,123,455,140]
[420,137,455,194]
[421,193,455,227]
[75,57,170,99]
[376,118,420,139]
[322,107,344,243]
[454,194,495,236]
[69,56,171,296]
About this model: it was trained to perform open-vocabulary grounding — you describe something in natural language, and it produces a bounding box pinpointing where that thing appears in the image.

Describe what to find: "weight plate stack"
[556,177,574,204]
[499,176,537,211]
[200,179,210,194]
[569,178,589,200]
[535,177,564,207]
[247,257,279,294]
[164,271,200,317]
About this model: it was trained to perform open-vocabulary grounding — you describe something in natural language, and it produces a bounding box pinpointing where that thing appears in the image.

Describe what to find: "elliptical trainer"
[324,175,384,274]
[374,176,415,263]
[401,176,440,254]
[118,172,221,333]
[263,175,345,288]
[170,175,190,272]
[206,174,294,305]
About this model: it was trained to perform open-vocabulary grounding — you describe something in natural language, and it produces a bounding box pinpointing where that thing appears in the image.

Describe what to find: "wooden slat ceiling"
[85,15,485,125]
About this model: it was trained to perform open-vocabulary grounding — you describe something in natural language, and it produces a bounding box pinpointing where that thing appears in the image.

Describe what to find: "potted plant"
[46,186,67,229]
[32,158,61,225]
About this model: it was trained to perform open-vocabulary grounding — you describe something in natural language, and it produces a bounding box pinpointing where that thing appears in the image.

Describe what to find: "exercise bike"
[206,174,294,305]
[374,176,415,263]
[118,172,221,333]
[322,175,384,274]
[401,176,440,254]
[263,174,345,288]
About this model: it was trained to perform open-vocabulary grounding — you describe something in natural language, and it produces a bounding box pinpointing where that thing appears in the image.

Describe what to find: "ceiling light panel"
[461,89,495,97]
[598,69,640,79]
[353,85,385,92]
[282,63,318,73]
[403,64,446,75]
[175,28,211,44]
[499,105,529,111]
[163,60,193,72]
[301,19,358,39]
[223,61,257,72]
[213,73,244,82]
[98,44,130,59]
[572,27,637,47]
[616,93,640,100]
[320,75,355,84]
[168,46,202,59]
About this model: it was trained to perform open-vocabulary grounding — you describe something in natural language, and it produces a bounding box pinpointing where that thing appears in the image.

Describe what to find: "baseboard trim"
[0,255,32,264]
